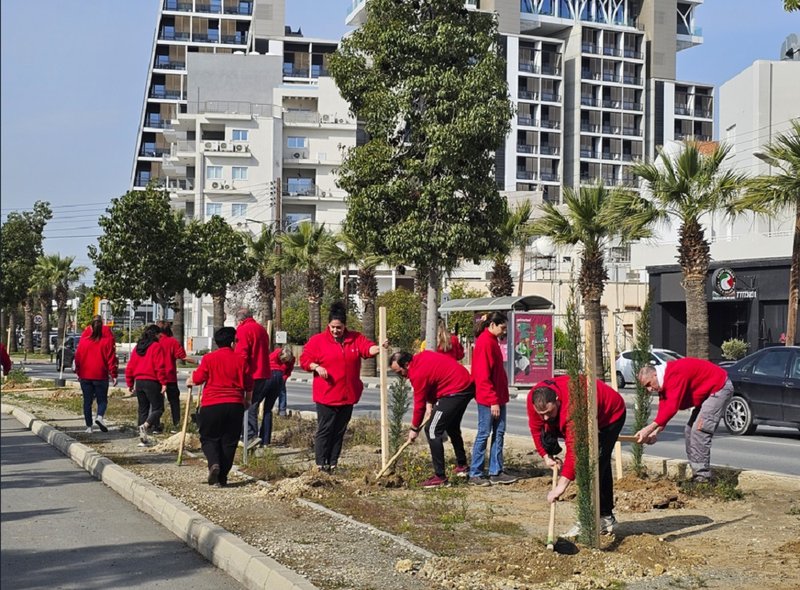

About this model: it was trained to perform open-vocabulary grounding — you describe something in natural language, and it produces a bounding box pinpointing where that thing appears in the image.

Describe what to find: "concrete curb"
[1,403,320,590]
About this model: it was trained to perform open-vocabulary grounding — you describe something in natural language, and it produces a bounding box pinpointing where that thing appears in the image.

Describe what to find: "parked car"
[723,346,800,435]
[615,348,684,388]
[55,335,80,371]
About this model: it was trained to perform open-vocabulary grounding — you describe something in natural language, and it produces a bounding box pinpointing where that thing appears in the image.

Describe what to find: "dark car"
[55,335,81,371]
[723,346,800,435]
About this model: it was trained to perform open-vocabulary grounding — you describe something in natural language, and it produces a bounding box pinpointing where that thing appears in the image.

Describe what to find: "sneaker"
[600,514,617,535]
[278,411,287,417]
[170,428,178,434]
[94,415,108,433]
[564,522,581,538]
[246,437,260,451]
[453,465,469,478]
[151,428,164,435]
[208,464,220,486]
[489,472,519,485]
[469,476,491,487]
[421,475,449,489]
[137,442,148,448]
[85,426,93,434]
[138,424,149,444]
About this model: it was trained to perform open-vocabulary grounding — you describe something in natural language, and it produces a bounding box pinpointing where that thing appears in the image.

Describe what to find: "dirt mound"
[271,469,338,500]
[150,432,201,453]
[615,473,685,512]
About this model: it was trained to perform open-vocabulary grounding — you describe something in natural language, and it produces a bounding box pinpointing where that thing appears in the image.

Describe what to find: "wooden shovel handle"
[546,464,558,549]
[176,385,193,466]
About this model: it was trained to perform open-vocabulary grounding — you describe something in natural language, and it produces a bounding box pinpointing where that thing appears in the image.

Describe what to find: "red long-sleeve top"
[192,347,253,407]
[75,335,118,381]
[407,351,473,429]
[234,318,271,380]
[269,348,295,381]
[0,343,11,374]
[471,329,509,406]
[437,334,465,361]
[125,342,167,388]
[158,334,187,383]
[653,358,729,428]
[299,329,376,406]
[527,375,626,481]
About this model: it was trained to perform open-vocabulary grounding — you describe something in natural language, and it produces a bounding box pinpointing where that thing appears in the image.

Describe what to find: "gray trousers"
[685,379,734,479]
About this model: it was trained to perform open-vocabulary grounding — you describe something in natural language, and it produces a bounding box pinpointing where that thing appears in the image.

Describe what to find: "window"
[791,354,800,379]
[206,166,223,179]
[287,136,307,149]
[205,203,222,217]
[287,177,313,195]
[232,204,247,217]
[752,349,792,378]
[232,166,248,181]
[232,129,248,141]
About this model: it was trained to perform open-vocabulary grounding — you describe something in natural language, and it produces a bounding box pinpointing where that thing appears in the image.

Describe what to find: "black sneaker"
[208,464,220,486]
[469,476,491,487]
[489,473,519,485]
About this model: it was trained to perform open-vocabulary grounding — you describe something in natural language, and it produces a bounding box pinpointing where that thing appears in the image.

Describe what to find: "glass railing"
[540,146,560,155]
[622,127,642,136]
[159,30,191,41]
[581,122,600,132]
[581,96,599,107]
[140,146,171,157]
[518,62,538,73]
[623,101,642,111]
[623,49,643,59]
[517,116,537,126]
[145,119,169,129]
[623,76,643,85]
[541,92,560,102]
[582,70,601,80]
[602,72,620,83]
[677,25,703,36]
[603,46,620,57]
[518,89,538,100]
[541,65,560,75]
[602,99,621,108]
[517,144,538,154]
[540,119,560,129]
[163,0,193,12]
[150,89,185,100]
[582,42,598,54]
[154,60,186,70]
[540,172,560,182]
[520,0,554,16]
[222,34,245,45]
[224,5,253,15]
[580,149,599,158]
[516,170,537,180]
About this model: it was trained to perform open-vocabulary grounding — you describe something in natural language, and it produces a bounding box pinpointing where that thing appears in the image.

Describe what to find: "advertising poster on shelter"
[512,313,553,385]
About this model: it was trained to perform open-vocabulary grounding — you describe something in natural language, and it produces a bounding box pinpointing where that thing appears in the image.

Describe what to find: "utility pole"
[273,177,282,330]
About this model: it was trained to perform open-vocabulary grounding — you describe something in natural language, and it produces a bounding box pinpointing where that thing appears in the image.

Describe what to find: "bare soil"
[4,388,800,590]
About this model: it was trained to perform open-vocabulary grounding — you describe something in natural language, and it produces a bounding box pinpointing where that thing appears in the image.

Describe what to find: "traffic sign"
[33,314,43,326]
[275,331,288,344]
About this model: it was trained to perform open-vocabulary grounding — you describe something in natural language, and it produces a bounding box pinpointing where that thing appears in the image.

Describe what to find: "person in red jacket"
[300,301,383,472]
[187,327,253,487]
[156,323,188,434]
[234,308,271,449]
[0,342,12,376]
[528,375,626,535]
[469,312,517,485]
[635,357,733,483]
[390,350,475,488]
[436,319,464,361]
[81,315,116,342]
[258,347,295,446]
[125,324,167,446]
[75,317,118,434]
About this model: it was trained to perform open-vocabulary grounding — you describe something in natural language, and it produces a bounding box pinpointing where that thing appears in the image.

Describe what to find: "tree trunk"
[308,269,324,338]
[785,196,800,346]
[56,297,68,346]
[584,297,605,380]
[23,297,34,353]
[8,308,18,353]
[211,291,226,349]
[683,275,709,359]
[425,268,440,350]
[257,272,274,326]
[517,244,527,296]
[39,296,52,354]
[416,273,428,344]
[172,291,185,348]
[360,266,378,377]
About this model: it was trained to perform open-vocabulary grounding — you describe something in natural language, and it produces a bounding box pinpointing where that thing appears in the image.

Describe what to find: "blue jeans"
[80,379,109,427]
[277,377,287,414]
[469,403,506,477]
[258,371,283,445]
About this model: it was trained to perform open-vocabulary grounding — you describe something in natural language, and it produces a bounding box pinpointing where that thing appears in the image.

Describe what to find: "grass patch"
[678,471,744,501]
[787,504,800,516]
[422,487,470,527]
[3,368,30,385]
[346,415,382,447]
[241,446,291,481]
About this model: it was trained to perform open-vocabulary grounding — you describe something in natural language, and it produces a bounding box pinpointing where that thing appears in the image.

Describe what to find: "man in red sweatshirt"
[390,350,475,488]
[635,357,733,483]
[234,308,271,449]
[528,376,626,535]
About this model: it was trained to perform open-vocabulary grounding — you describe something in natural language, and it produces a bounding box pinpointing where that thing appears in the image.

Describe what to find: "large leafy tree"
[275,222,337,339]
[34,254,87,344]
[533,184,644,378]
[612,142,746,358]
[330,0,514,348]
[737,120,800,345]
[186,216,253,339]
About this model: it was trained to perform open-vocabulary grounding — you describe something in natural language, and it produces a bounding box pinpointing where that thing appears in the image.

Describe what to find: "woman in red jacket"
[469,312,518,485]
[436,318,464,361]
[187,327,253,487]
[300,302,382,472]
[158,323,188,434]
[125,325,167,446]
[258,347,295,446]
[75,317,118,434]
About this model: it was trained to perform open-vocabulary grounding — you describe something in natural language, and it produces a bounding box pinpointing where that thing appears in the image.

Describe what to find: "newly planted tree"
[631,295,652,477]
[330,0,513,348]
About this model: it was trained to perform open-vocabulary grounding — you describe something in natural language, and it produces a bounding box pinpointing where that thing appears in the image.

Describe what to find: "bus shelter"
[439,295,555,388]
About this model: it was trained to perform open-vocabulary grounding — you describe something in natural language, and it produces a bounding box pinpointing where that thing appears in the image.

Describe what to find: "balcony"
[580,149,600,159]
[602,46,621,57]
[582,69,601,81]
[163,0,193,12]
[580,173,601,184]
[540,172,560,182]
[539,146,560,156]
[623,49,643,59]
[159,30,190,41]
[580,122,600,133]
[582,42,598,54]
[517,144,538,154]
[675,105,691,116]
[222,34,246,45]
[581,96,599,107]
[541,65,561,76]
[282,183,319,197]
[139,146,171,157]
[192,32,220,43]
[602,99,621,109]
[621,153,636,162]
[224,5,253,15]
[195,4,222,14]
[144,119,169,129]
[601,152,619,160]
[519,62,538,74]
[541,92,560,102]
[601,125,620,135]
[149,88,185,100]
[620,177,639,187]
[283,66,310,78]
[602,72,620,83]
[516,170,537,181]
[622,127,642,137]
[153,60,185,71]
[517,116,538,127]
[623,75,643,85]
[623,101,642,111]
[695,109,713,119]
[540,119,560,129]
[518,89,538,100]
[166,178,194,191]
[134,173,152,188]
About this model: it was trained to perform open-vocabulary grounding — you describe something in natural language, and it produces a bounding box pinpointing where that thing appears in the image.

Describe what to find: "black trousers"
[165,382,181,426]
[198,403,244,482]
[314,403,353,468]
[246,378,269,439]
[136,379,164,427]
[598,411,626,517]
[258,371,283,445]
[425,391,473,477]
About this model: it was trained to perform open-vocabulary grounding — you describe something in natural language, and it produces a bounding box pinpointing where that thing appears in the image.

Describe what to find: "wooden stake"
[546,464,559,550]
[177,385,193,466]
[379,306,389,469]
[375,417,430,480]
[614,441,623,481]
[584,318,601,548]
[608,309,618,391]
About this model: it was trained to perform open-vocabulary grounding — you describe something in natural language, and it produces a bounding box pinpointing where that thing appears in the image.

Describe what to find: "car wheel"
[616,371,626,389]
[724,395,757,435]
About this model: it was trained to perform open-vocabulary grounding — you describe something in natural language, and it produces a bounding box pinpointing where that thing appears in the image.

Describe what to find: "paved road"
[0,414,242,590]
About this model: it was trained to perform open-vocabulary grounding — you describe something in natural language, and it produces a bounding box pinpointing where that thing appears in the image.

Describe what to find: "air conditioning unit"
[322,114,331,122]
[292,152,301,159]
[234,144,246,152]
[336,118,345,124]
[211,181,221,189]
[204,141,219,151]
[219,142,229,151]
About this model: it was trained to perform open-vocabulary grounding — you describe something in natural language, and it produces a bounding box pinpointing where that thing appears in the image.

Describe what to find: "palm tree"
[246,225,279,326]
[737,120,800,345]
[488,200,534,297]
[533,183,645,378]
[612,142,746,358]
[31,258,55,354]
[276,222,337,338]
[41,255,87,344]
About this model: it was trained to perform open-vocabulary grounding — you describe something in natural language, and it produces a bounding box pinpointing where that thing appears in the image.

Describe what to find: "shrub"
[388,377,412,453]
[631,294,652,477]
[376,288,421,351]
[4,368,30,385]
[721,338,749,361]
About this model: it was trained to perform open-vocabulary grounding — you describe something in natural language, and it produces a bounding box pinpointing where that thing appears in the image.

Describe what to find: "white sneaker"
[85,426,93,434]
[564,522,581,537]
[137,441,148,447]
[94,415,108,433]
[600,514,617,535]
[138,424,149,444]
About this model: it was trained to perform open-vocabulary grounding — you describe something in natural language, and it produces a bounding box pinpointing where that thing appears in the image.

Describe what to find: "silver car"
[615,348,684,388]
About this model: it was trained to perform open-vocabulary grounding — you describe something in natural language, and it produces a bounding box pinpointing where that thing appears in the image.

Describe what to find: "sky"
[1,0,797,285]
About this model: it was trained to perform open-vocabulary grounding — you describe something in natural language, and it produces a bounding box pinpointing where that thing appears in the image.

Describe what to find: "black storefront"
[647,257,796,361]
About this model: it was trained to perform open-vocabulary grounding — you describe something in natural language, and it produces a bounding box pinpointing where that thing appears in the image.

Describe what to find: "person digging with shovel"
[527,376,626,536]
[390,350,475,489]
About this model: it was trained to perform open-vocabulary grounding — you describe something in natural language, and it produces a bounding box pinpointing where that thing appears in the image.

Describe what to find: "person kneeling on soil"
[259,347,295,446]
[186,327,253,488]
[390,350,475,489]
[527,376,626,536]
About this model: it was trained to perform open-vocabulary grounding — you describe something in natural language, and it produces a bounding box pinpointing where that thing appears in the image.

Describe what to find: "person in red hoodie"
[74,316,118,434]
[81,315,116,342]
[125,324,167,446]
[300,301,382,472]
[436,318,464,361]
[157,323,188,434]
[390,350,475,488]
[0,342,12,376]
[469,312,517,485]
[528,375,626,535]
[258,347,295,446]
[234,308,271,449]
[187,327,253,487]
[635,357,733,483]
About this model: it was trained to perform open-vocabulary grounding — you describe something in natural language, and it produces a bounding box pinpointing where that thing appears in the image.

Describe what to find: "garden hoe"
[546,464,559,551]
[374,418,430,481]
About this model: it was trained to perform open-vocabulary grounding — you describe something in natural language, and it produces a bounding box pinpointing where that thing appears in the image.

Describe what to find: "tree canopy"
[0,201,52,309]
